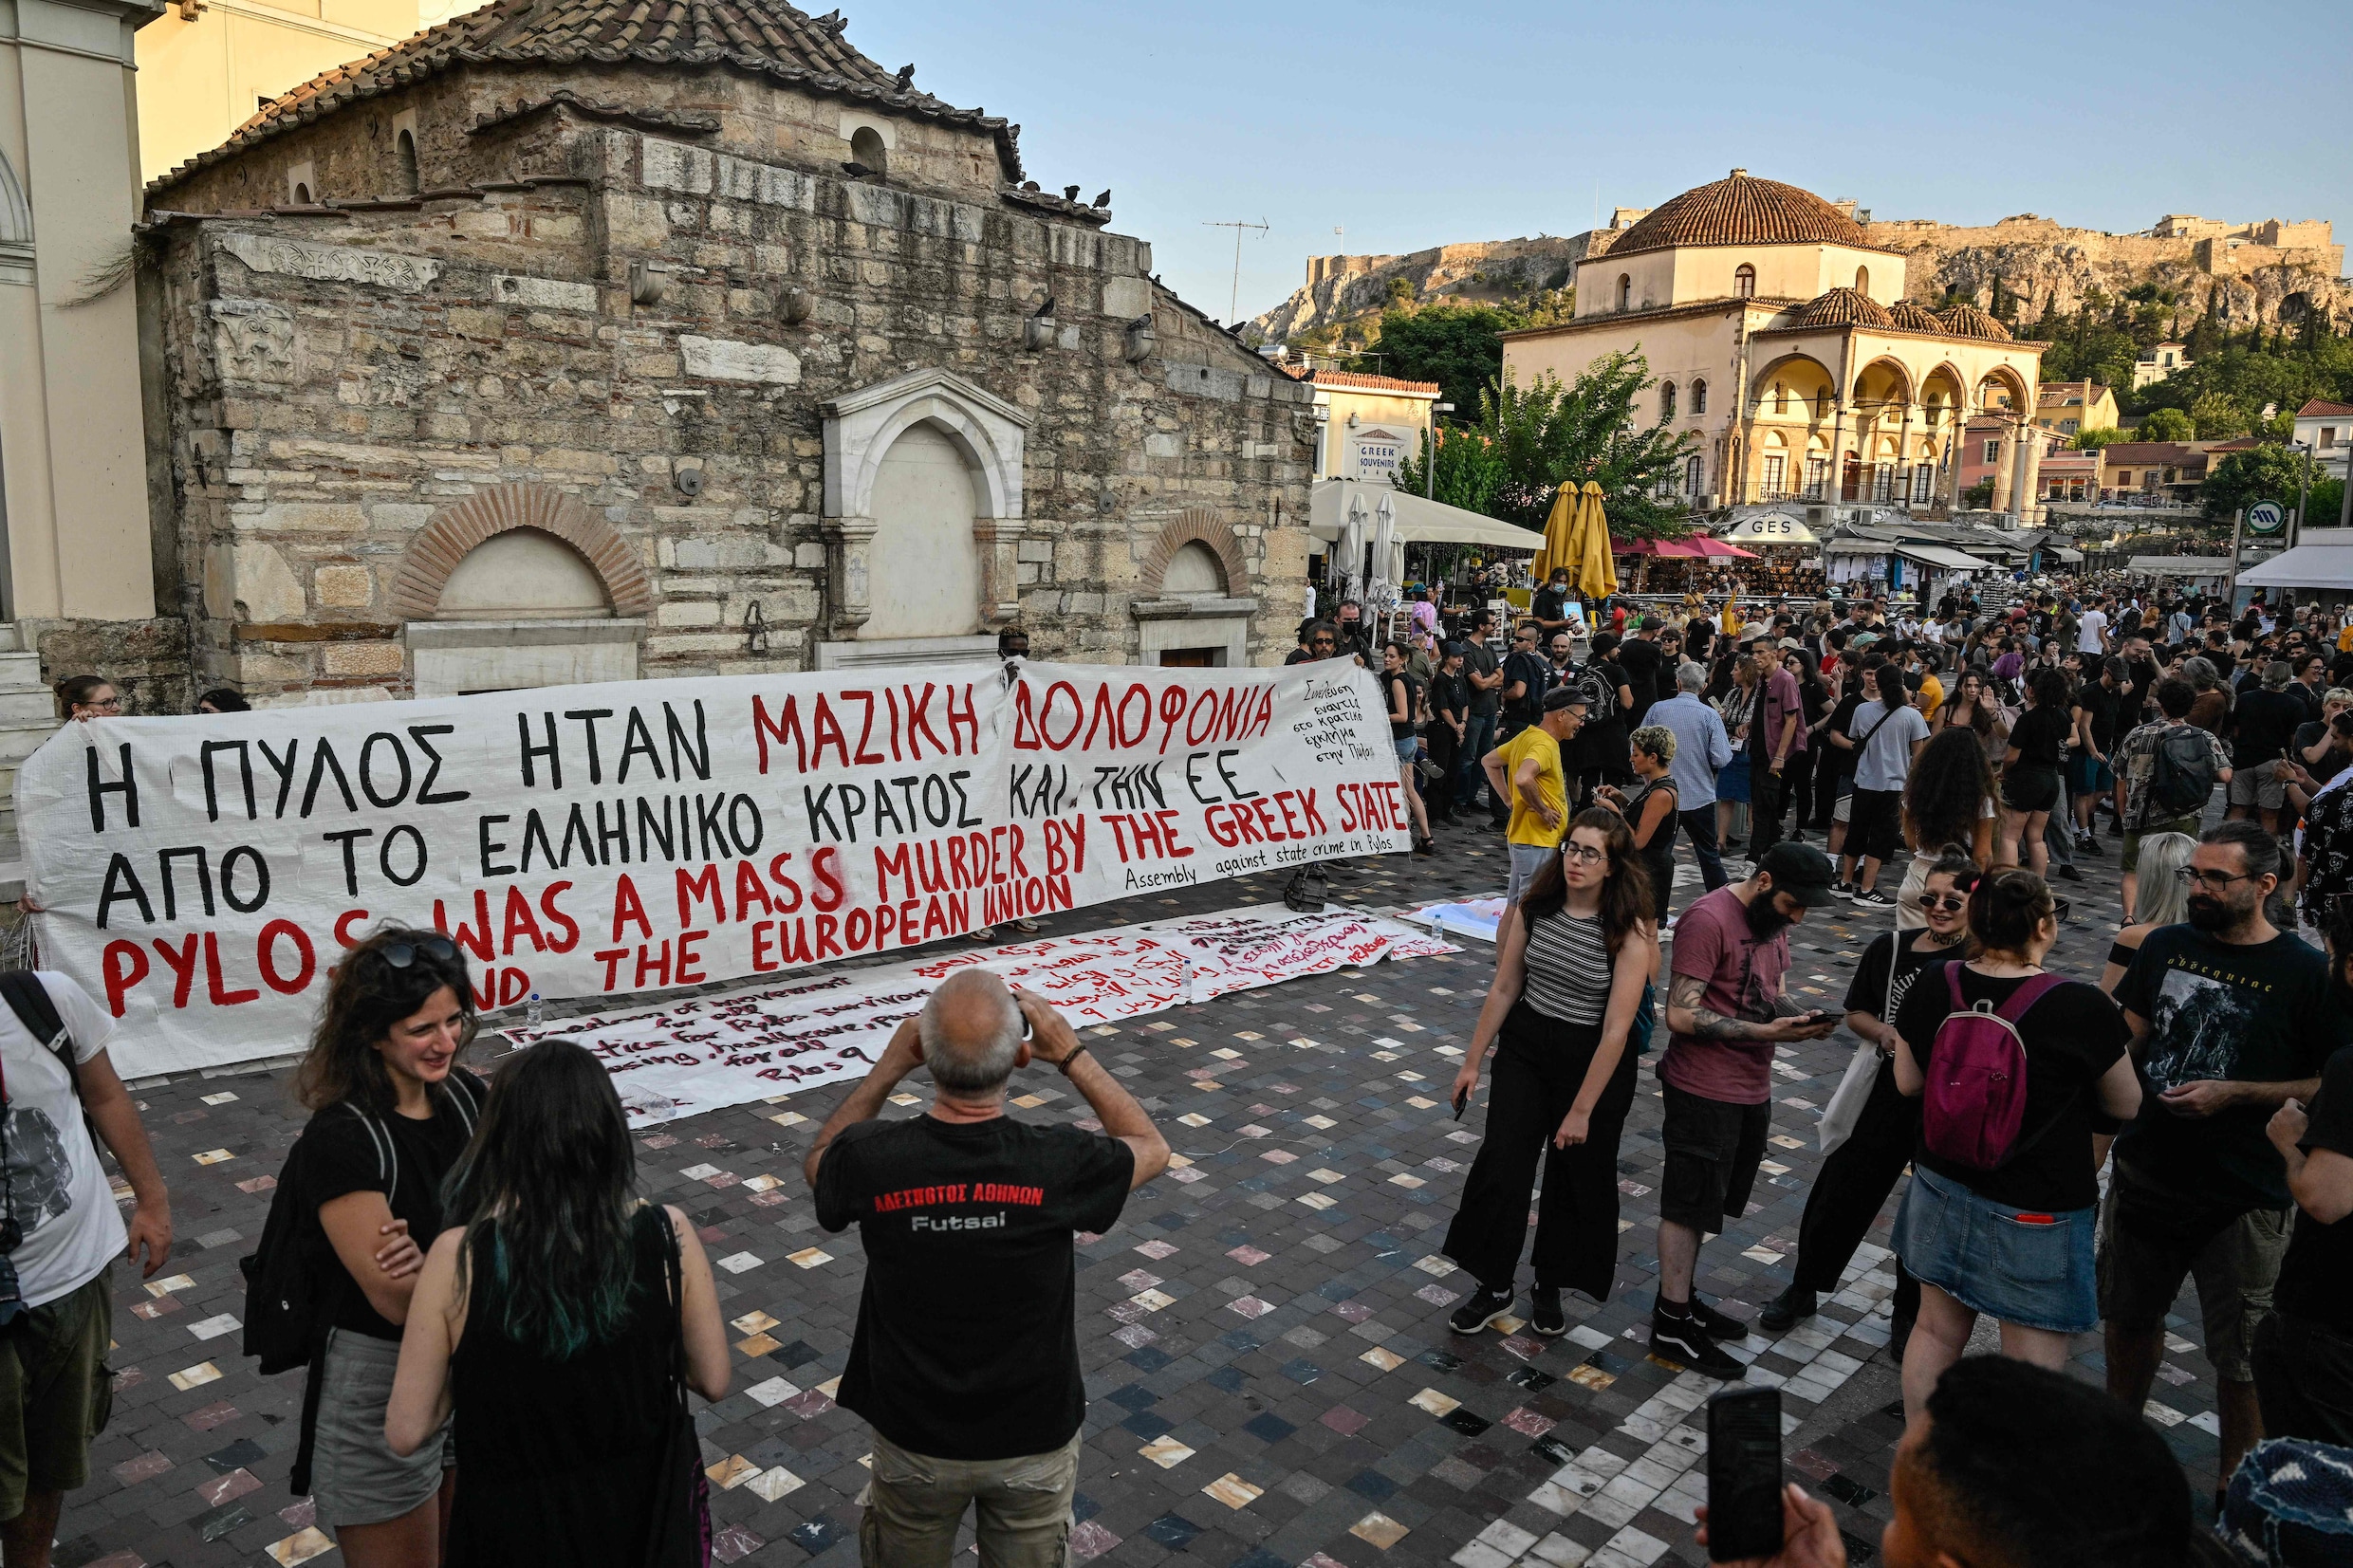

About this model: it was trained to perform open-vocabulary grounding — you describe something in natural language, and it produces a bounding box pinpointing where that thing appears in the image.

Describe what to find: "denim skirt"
[1892,1164,2097,1334]
[1716,753,1751,804]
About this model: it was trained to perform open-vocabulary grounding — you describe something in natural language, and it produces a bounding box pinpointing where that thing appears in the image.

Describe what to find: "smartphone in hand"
[1705,1386,1784,1561]
[1452,1086,1469,1120]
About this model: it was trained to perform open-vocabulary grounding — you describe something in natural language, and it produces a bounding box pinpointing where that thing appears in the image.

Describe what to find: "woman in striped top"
[1441,808,1658,1338]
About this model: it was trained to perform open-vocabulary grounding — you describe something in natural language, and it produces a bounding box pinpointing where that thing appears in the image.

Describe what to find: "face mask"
[1745,893,1795,942]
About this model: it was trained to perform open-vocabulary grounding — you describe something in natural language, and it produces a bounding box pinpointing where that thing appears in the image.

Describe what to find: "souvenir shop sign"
[506,904,1456,1127]
[16,661,1409,1077]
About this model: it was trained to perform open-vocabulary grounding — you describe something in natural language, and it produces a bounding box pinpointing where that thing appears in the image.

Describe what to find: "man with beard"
[1654,842,1842,1377]
[2108,820,2341,1500]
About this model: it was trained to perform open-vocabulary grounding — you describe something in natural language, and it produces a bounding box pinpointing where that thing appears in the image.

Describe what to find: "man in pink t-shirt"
[1651,841,1840,1377]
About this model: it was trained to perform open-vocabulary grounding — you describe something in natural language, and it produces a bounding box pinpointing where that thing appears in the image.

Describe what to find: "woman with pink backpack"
[1888,868,2143,1422]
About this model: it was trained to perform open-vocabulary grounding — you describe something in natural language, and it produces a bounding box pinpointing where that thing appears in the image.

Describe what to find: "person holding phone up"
[1441,810,1658,1340]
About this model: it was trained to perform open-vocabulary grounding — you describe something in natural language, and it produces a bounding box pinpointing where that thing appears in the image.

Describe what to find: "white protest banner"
[502,903,1456,1127]
[18,661,1409,1077]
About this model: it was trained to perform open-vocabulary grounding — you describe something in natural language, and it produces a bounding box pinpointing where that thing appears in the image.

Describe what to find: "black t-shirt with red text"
[815,1115,1133,1459]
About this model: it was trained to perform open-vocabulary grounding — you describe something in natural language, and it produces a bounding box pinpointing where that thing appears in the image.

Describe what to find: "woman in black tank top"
[1598,727,1680,926]
[384,1042,732,1566]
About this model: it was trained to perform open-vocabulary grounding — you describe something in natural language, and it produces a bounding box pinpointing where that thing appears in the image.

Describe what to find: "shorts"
[2068,755,2114,797]
[2229,760,2288,811]
[1831,789,1852,825]
[2122,816,2202,871]
[1894,1164,2096,1334]
[1394,735,1419,766]
[2098,1165,2290,1383]
[1506,841,1555,905]
[310,1328,449,1533]
[0,1265,113,1519]
[1847,786,1903,865]
[2001,766,2062,815]
[1657,1079,1770,1235]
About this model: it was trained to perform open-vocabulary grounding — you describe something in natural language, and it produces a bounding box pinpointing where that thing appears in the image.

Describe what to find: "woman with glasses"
[1895,729,1997,931]
[1594,726,1678,930]
[53,675,119,721]
[1761,848,1982,1349]
[286,929,486,1566]
[1441,809,1657,1339]
[386,1040,730,1565]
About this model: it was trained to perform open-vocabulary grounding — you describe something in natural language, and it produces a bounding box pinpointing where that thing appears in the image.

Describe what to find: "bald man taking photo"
[804,970,1170,1567]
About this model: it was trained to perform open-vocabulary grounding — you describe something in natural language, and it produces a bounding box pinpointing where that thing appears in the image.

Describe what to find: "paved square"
[65,816,2223,1567]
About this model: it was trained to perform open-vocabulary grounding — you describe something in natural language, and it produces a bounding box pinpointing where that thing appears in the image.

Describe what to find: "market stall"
[1610,535,1760,597]
[1307,480,1540,626]
[1714,513,1827,600]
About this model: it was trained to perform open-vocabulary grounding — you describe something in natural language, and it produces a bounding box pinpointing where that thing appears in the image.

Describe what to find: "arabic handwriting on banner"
[19,663,1408,1076]
[501,904,1458,1127]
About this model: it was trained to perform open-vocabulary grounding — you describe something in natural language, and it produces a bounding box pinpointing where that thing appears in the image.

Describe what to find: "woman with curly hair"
[1998,666,2075,876]
[1442,808,1658,1338]
[1895,728,1997,930]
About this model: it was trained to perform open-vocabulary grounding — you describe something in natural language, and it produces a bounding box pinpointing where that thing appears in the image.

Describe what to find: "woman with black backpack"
[287,929,487,1565]
[1885,869,2141,1424]
[386,1039,729,1565]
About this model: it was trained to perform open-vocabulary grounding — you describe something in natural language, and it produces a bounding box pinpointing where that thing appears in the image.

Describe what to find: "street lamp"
[1426,401,1455,500]
[2292,439,2313,548]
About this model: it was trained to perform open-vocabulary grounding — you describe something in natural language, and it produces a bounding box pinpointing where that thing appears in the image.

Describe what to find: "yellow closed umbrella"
[1530,485,1578,582]
[1574,480,1618,600]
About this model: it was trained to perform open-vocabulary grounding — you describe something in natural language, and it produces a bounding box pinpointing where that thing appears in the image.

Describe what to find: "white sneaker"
[1852,888,1895,908]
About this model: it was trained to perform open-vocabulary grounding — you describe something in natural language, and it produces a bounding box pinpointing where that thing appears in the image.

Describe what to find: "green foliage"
[2201,443,2320,522]
[2071,427,2129,452]
[2312,476,2348,528]
[2134,320,2353,420]
[2138,407,2196,442]
[1391,424,1511,517]
[1346,304,1522,417]
[2190,392,2251,439]
[2258,412,2299,443]
[1961,479,1995,509]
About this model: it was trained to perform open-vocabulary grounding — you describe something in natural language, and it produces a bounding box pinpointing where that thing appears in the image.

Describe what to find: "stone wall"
[140,76,1314,701]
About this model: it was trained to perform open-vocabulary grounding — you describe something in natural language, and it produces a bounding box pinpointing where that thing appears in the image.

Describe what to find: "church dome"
[1796,287,1895,329]
[1887,300,1947,333]
[1938,303,2014,341]
[1606,169,1875,259]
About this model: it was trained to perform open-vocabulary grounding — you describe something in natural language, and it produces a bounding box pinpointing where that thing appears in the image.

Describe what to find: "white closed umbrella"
[1371,492,1402,625]
[1337,492,1369,604]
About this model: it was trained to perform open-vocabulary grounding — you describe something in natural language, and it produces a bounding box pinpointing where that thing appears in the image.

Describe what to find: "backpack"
[1920,968,2066,1171]
[0,972,85,1107]
[239,1076,478,1492]
[2146,725,2218,820]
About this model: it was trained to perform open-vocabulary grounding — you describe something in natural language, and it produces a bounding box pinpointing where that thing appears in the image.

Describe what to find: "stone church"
[132,0,1314,703]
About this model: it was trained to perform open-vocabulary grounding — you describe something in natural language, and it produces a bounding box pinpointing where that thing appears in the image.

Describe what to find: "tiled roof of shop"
[147,0,1024,194]
[1603,169,1893,259]
[1304,370,1442,395]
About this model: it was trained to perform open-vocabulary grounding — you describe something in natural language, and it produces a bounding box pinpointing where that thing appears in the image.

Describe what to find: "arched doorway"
[863,424,983,639]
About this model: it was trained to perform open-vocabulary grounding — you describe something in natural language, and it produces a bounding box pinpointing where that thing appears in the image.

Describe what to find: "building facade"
[2296,399,2353,483]
[1500,171,2047,523]
[133,0,1315,699]
[1293,370,1439,484]
[2033,379,2117,438]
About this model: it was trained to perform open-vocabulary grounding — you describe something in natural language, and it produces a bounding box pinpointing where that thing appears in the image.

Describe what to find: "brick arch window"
[1140,511,1247,599]
[1733,264,1755,298]
[387,483,653,620]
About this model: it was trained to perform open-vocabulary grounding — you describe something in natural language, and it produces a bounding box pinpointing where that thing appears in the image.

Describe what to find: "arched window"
[1815,389,1831,419]
[1772,381,1788,414]
[1685,454,1703,496]
[395,130,418,194]
[1162,543,1226,598]
[292,181,312,204]
[1659,381,1677,420]
[1733,264,1755,299]
[1854,265,1870,295]
[850,125,888,177]
[1617,274,1631,311]
[1691,379,1707,415]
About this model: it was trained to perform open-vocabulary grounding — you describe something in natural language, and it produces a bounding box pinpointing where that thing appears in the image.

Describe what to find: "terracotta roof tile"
[1886,300,1945,333]
[147,0,1024,195]
[2299,398,2353,418]
[1795,286,1893,329]
[1602,169,1894,260]
[1937,303,2014,341]
[1306,369,1441,395]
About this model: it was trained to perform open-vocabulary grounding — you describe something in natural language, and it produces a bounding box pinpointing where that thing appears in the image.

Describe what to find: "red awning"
[1689,538,1760,559]
[1611,537,1759,559]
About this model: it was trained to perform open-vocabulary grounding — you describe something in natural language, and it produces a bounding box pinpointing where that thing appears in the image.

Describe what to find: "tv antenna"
[1204,217,1270,325]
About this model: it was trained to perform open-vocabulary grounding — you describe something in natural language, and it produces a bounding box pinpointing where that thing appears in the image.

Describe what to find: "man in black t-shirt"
[2108,821,2337,1495]
[1457,609,1503,817]
[1618,616,1665,725]
[806,971,1169,1561]
[1530,569,1574,639]
[2257,921,2353,1445]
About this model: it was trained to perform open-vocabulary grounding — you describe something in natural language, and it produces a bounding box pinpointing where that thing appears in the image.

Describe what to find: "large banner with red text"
[16,660,1408,1078]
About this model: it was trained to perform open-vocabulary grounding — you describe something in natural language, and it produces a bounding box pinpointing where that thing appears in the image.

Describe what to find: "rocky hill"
[1251,209,2352,347]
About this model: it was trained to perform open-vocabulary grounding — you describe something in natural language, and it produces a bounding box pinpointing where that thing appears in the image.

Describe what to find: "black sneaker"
[1530,1287,1566,1337]
[1689,1295,1753,1341]
[2078,835,2104,857]
[1759,1284,1818,1334]
[1650,1314,1745,1379]
[1831,881,1858,901]
[1852,887,1895,908]
[2056,863,2084,883]
[1448,1283,1515,1336]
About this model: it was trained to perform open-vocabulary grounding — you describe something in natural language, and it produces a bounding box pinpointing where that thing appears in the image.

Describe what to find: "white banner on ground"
[498,903,1457,1127]
[17,662,1409,1078]
[1400,896,1506,944]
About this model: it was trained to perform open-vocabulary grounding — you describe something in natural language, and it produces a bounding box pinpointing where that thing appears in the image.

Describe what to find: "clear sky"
[841,0,2350,324]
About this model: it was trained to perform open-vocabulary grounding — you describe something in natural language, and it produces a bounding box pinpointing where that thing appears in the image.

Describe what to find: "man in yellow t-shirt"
[1484,684,1586,902]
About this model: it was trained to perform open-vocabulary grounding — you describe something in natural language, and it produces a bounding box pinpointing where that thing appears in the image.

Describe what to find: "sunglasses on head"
[375,936,458,968]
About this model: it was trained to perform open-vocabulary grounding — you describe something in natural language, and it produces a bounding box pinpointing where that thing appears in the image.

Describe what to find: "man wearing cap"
[1483,685,1585,904]
[1652,842,1842,1377]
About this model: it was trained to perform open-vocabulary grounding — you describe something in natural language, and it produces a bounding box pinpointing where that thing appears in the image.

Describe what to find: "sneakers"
[1530,1287,1566,1337]
[1687,1294,1753,1341]
[1650,1307,1745,1379]
[2077,834,2104,857]
[1831,881,1858,901]
[1448,1283,1516,1336]
[1852,887,1895,908]
[1759,1283,1819,1334]
[2056,863,2084,883]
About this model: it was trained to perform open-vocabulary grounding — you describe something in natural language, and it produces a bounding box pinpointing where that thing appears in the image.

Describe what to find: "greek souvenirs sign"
[18,661,1409,1078]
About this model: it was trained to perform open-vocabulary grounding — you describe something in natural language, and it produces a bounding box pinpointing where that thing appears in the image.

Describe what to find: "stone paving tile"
[69,809,2224,1567]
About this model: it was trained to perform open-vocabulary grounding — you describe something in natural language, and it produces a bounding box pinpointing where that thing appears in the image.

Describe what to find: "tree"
[2138,407,2196,442]
[1961,479,1995,509]
[1345,304,1523,417]
[2201,443,2317,522]
[2071,427,2128,452]
[1391,424,1511,517]
[2190,392,2251,439]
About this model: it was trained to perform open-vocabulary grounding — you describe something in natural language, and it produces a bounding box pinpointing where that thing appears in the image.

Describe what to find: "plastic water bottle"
[526,991,545,1028]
